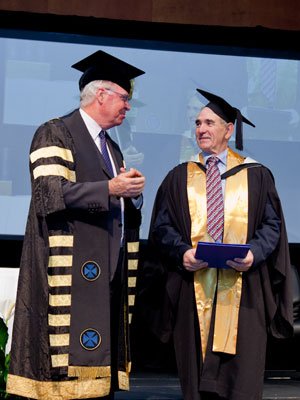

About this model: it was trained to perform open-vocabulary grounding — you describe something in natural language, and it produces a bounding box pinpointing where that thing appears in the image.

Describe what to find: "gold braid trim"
[127,241,139,253]
[30,146,74,163]
[127,241,139,324]
[68,366,111,379]
[51,354,69,367]
[118,370,130,390]
[49,333,70,347]
[33,164,76,182]
[48,255,73,267]
[48,313,71,327]
[128,259,138,270]
[49,235,74,247]
[48,275,72,287]
[49,294,71,307]
[6,373,110,400]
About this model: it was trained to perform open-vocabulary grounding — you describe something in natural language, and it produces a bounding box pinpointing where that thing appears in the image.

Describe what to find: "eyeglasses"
[104,88,130,103]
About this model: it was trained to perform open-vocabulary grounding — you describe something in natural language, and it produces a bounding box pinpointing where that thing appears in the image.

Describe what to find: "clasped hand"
[108,167,145,198]
[183,248,253,272]
[226,250,253,271]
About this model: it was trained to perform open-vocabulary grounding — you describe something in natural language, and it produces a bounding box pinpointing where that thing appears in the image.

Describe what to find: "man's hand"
[183,248,208,272]
[108,167,145,198]
[226,250,254,272]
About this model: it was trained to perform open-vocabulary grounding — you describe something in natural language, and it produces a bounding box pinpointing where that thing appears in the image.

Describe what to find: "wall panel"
[0,0,299,30]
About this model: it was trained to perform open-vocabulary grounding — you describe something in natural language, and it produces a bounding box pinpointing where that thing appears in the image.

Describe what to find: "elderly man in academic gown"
[139,89,293,400]
[7,50,145,400]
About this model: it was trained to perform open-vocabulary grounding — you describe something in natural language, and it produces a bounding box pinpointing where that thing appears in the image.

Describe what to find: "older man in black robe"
[7,50,145,400]
[140,89,293,400]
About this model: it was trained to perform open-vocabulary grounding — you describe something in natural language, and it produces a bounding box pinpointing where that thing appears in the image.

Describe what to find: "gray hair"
[80,80,114,107]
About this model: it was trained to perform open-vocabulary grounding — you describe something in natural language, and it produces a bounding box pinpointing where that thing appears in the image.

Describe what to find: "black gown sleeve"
[150,171,192,268]
[248,196,281,266]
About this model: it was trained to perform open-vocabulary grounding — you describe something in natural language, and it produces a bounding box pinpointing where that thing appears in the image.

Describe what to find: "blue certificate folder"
[195,241,250,269]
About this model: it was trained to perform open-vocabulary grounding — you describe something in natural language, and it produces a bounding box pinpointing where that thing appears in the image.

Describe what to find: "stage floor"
[115,372,300,399]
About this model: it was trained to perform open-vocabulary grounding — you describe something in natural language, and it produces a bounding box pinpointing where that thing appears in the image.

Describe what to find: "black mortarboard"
[196,88,255,150]
[72,50,145,93]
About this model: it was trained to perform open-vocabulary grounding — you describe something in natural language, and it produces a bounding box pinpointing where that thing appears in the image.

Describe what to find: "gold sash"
[188,148,248,357]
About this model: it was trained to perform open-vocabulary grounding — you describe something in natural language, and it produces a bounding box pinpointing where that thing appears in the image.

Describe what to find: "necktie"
[99,130,114,176]
[206,156,224,242]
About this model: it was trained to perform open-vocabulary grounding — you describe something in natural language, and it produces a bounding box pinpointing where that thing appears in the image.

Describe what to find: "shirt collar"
[202,149,227,166]
[79,108,103,142]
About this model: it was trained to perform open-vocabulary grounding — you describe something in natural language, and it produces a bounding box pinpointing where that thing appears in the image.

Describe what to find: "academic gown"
[6,109,141,399]
[139,159,293,400]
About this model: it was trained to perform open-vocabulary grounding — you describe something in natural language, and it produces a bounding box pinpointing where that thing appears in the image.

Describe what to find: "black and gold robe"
[139,149,293,400]
[7,109,141,399]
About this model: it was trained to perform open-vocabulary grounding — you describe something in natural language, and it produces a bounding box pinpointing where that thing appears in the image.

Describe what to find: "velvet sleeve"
[29,119,74,217]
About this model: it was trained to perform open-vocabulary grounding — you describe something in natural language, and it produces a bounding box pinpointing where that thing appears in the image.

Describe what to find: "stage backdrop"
[0,34,299,242]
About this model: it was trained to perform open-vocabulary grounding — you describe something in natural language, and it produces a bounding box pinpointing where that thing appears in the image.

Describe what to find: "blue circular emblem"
[80,328,101,351]
[81,261,101,281]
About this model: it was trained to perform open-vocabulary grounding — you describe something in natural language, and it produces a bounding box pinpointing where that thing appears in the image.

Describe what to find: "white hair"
[80,80,114,107]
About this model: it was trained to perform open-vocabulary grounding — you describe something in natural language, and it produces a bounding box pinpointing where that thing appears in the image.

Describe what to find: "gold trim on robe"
[30,145,74,163]
[128,295,135,306]
[127,241,139,325]
[188,148,248,357]
[127,241,139,253]
[6,373,111,400]
[33,164,76,182]
[118,370,130,390]
[51,354,69,368]
[128,259,138,270]
[49,235,74,247]
[128,277,137,287]
[49,294,71,307]
[49,333,70,347]
[48,275,72,287]
[68,366,111,379]
[48,313,71,327]
[48,255,73,267]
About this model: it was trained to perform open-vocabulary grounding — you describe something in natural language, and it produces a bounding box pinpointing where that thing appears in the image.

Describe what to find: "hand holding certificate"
[195,241,250,269]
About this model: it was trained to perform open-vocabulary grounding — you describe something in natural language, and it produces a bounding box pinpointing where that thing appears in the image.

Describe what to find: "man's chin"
[197,141,211,152]
[118,115,126,123]
[115,118,125,126]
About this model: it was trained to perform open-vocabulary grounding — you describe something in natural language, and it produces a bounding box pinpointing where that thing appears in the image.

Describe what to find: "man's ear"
[225,122,235,140]
[97,88,105,103]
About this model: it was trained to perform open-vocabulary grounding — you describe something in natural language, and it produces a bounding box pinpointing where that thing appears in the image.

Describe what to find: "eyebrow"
[195,118,216,125]
[206,119,215,124]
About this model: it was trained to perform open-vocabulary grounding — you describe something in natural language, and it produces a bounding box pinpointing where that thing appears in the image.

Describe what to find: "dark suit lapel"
[62,109,114,178]
[106,132,124,173]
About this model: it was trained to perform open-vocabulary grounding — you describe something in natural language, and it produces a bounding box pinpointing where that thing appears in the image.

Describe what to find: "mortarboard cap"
[72,50,145,93]
[196,88,255,150]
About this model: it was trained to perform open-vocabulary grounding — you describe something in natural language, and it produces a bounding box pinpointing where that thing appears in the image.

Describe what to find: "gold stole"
[188,148,248,357]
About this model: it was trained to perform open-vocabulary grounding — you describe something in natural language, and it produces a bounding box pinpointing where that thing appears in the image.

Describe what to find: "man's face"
[195,107,233,154]
[100,83,131,129]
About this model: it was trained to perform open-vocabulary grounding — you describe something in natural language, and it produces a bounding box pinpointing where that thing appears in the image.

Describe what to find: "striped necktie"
[99,130,114,176]
[206,156,224,242]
